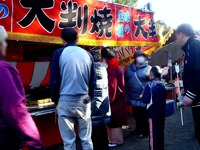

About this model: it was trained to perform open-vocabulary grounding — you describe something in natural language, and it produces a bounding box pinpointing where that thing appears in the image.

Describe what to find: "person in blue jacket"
[125,50,151,137]
[142,66,167,150]
[50,27,96,150]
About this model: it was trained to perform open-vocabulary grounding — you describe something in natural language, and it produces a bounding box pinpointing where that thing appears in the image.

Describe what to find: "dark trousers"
[192,106,200,144]
[92,125,109,150]
[149,118,165,150]
[132,106,149,135]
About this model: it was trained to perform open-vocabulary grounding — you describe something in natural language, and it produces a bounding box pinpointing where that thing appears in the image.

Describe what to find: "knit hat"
[134,50,146,59]
[0,26,7,42]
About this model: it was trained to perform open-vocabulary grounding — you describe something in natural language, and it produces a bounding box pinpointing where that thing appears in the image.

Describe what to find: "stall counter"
[29,108,62,148]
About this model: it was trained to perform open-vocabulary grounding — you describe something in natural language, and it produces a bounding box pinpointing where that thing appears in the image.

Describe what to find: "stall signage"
[0,0,160,46]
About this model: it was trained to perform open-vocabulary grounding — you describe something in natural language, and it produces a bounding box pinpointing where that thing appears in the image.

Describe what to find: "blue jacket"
[142,79,167,119]
[125,62,151,107]
[50,42,96,105]
[91,62,111,127]
[182,37,200,103]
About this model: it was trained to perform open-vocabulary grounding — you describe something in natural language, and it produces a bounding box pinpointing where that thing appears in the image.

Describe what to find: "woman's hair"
[101,47,116,59]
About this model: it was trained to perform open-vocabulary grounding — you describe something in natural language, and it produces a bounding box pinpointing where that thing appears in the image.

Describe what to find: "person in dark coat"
[101,47,127,148]
[125,50,151,138]
[0,26,44,150]
[90,49,111,150]
[142,66,167,150]
[176,23,200,144]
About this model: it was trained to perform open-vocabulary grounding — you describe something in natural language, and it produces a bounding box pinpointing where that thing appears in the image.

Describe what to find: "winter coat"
[107,58,127,128]
[181,37,200,103]
[91,62,111,127]
[125,62,151,107]
[0,58,44,150]
[50,42,96,104]
[142,78,167,119]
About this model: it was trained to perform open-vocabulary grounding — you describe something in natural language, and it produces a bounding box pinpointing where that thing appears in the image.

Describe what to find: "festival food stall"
[0,0,173,148]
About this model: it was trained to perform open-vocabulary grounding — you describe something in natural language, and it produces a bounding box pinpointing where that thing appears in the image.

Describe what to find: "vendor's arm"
[0,63,44,150]
[142,84,151,103]
[50,49,63,105]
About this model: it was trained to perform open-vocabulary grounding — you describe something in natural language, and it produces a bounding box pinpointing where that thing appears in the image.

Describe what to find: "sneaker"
[108,143,118,148]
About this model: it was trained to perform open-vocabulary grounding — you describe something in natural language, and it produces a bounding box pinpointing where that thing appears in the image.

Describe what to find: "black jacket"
[182,37,200,102]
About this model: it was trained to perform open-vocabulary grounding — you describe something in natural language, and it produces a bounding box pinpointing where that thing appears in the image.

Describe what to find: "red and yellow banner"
[0,0,163,46]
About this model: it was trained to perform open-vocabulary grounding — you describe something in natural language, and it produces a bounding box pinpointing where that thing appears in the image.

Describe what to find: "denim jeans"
[57,98,93,150]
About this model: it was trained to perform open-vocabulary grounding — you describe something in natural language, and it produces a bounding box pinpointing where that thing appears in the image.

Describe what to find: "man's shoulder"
[190,38,200,47]
[63,46,87,53]
[152,80,165,88]
[54,47,65,55]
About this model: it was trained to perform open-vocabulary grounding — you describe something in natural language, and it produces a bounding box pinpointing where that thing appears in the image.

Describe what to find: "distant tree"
[114,0,138,7]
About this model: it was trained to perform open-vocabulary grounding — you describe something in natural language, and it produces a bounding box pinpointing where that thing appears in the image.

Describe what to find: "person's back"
[147,79,166,119]
[59,46,92,99]
[50,27,96,150]
[142,66,166,150]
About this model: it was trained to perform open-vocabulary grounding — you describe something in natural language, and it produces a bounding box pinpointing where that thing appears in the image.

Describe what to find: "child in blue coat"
[142,66,167,150]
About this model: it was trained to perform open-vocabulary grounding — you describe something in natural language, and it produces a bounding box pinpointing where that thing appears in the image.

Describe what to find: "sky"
[101,0,200,30]
[137,0,200,30]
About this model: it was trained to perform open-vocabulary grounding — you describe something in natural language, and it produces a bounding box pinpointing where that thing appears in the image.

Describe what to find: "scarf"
[107,58,119,70]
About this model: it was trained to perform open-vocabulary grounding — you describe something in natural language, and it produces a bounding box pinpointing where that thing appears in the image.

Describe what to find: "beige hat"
[0,26,7,42]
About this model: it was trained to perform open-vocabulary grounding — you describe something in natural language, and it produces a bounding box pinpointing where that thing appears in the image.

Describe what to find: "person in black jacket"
[142,66,167,150]
[176,23,200,144]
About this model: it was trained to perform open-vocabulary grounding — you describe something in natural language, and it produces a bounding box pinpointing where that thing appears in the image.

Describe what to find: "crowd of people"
[0,23,199,150]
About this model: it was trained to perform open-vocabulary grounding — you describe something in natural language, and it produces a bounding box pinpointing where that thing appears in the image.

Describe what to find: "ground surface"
[49,108,200,150]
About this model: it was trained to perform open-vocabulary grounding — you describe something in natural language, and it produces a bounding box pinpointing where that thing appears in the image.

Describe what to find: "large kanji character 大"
[134,15,148,39]
[18,0,56,33]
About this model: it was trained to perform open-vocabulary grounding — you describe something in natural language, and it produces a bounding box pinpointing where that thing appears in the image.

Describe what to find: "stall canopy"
[0,0,172,47]
[149,42,184,67]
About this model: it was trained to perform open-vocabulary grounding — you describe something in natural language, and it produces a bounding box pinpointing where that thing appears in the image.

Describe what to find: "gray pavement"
[49,108,200,150]
[113,108,200,150]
